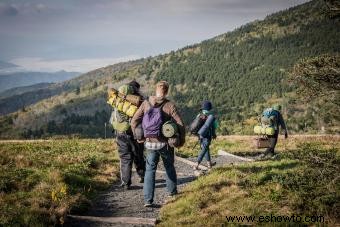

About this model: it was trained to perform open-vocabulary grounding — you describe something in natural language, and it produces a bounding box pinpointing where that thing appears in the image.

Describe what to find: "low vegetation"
[0,136,339,226]
[178,135,339,157]
[160,136,340,226]
[0,139,119,226]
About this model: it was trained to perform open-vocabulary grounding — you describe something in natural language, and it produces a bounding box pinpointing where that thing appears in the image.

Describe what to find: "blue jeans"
[197,137,211,163]
[144,146,177,204]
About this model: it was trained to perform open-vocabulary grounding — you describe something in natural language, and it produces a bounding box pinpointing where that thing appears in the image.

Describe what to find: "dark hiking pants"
[116,132,145,185]
[265,132,279,155]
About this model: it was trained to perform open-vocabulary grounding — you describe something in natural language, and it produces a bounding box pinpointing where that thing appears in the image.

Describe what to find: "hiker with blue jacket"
[191,101,218,170]
[260,104,288,158]
[131,81,185,207]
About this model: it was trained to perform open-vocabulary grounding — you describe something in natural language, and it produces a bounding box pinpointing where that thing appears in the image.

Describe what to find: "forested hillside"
[0,0,339,139]
[153,0,339,129]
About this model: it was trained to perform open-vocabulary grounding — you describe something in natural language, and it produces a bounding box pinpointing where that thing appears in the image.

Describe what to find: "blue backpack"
[197,114,215,138]
[142,100,167,138]
[261,108,279,127]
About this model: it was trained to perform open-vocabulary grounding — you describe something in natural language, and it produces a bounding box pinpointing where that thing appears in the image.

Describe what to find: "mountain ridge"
[0,60,18,70]
[0,71,81,92]
[0,0,339,138]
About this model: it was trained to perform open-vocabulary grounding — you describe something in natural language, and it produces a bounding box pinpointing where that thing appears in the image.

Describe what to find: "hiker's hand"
[137,139,145,143]
[284,133,288,139]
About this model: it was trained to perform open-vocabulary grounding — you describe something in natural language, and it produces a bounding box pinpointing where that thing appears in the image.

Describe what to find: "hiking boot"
[144,202,153,207]
[120,183,131,190]
[266,153,278,160]
[207,161,216,169]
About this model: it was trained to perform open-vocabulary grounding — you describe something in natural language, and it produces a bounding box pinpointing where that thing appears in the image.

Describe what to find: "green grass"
[0,139,119,226]
[1,136,339,226]
[178,135,340,157]
[160,139,340,226]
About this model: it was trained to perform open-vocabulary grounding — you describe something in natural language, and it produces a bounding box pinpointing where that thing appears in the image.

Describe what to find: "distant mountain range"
[0,83,53,99]
[0,0,339,139]
[0,71,80,92]
[0,61,18,70]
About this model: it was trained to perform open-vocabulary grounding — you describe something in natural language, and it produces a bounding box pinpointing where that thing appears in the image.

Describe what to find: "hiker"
[260,104,288,158]
[190,101,218,170]
[110,80,145,190]
[131,81,185,207]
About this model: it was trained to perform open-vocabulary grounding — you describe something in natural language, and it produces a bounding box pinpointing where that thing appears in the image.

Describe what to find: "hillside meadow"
[0,139,119,226]
[0,135,339,226]
[161,135,340,226]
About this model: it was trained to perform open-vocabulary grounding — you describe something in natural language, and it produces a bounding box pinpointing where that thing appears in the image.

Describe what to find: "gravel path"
[66,154,247,227]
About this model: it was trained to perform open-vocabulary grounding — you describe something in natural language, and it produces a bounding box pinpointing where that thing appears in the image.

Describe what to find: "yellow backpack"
[107,85,140,132]
[107,86,140,117]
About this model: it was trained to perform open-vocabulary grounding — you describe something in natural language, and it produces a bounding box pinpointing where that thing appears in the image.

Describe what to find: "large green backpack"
[110,108,130,132]
[110,84,133,132]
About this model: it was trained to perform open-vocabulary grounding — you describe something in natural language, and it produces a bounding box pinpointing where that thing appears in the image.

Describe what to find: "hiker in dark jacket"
[194,101,218,170]
[131,81,185,207]
[113,80,145,190]
[261,104,288,158]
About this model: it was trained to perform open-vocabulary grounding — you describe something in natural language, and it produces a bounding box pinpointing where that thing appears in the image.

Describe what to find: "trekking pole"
[193,140,199,149]
[192,136,200,150]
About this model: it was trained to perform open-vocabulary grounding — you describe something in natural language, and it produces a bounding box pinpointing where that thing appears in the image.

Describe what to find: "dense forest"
[0,0,339,138]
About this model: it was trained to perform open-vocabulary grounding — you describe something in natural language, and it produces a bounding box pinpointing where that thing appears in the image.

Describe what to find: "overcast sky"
[0,0,309,72]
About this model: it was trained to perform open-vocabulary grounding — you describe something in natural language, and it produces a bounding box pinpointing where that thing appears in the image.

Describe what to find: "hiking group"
[107,80,287,207]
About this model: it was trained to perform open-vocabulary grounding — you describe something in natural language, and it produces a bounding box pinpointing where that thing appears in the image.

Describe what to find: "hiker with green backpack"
[259,104,288,158]
[109,81,145,190]
[190,101,218,170]
[131,81,186,207]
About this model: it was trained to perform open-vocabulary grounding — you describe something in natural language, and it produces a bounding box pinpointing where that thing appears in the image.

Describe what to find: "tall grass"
[0,139,118,226]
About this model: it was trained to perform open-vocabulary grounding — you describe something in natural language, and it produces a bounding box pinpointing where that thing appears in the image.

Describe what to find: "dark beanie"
[202,100,212,111]
[128,80,141,95]
[129,80,140,90]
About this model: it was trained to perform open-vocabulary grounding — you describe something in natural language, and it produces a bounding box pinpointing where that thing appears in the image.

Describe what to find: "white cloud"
[0,0,310,61]
[10,55,140,73]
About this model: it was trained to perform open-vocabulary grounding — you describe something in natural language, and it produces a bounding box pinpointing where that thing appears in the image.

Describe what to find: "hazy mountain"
[0,60,145,117]
[0,71,80,92]
[0,61,18,70]
[0,83,53,99]
[0,0,339,139]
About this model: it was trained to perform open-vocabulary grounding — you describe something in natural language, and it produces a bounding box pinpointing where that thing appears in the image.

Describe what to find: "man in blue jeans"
[131,81,185,207]
[143,146,177,206]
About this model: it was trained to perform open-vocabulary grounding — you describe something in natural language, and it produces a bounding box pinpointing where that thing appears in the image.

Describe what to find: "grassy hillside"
[0,0,339,139]
[0,139,119,226]
[0,60,146,138]
[1,136,338,226]
[160,136,340,226]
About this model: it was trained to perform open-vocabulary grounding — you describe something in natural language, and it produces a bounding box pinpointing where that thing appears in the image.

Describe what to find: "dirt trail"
[66,153,248,227]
